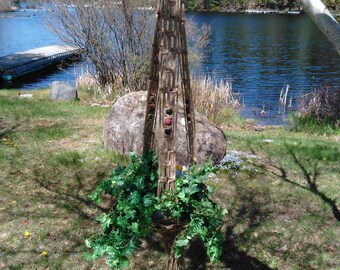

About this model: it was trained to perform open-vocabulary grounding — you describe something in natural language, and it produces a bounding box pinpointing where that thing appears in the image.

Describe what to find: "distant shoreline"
[0,13,32,18]
[1,6,305,16]
[182,5,307,14]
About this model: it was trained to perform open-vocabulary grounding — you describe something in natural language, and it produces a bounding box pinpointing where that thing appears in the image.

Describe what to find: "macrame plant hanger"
[143,0,195,196]
[142,1,195,268]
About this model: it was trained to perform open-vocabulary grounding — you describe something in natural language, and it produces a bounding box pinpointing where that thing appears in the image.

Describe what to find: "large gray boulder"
[103,91,228,165]
[50,81,77,101]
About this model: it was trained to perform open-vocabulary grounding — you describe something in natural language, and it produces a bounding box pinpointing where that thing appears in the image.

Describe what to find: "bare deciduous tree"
[47,0,211,95]
[47,0,156,93]
[0,0,11,12]
[299,0,340,55]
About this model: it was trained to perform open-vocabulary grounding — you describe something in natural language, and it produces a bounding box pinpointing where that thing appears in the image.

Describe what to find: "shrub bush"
[290,86,340,133]
[191,75,242,126]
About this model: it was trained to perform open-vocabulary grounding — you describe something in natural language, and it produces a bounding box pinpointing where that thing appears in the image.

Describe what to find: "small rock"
[254,126,265,132]
[262,139,273,143]
[278,245,287,252]
[50,81,77,101]
[147,261,155,267]
[91,103,110,108]
[19,93,33,99]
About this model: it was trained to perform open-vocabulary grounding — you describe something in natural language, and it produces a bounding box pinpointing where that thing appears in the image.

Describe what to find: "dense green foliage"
[86,152,158,269]
[86,152,226,269]
[157,165,226,261]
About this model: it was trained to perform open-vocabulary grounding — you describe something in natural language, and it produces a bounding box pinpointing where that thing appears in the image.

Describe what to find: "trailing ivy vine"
[86,151,227,269]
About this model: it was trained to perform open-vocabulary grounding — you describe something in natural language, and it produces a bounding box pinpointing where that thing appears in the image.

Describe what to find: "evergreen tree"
[188,0,198,10]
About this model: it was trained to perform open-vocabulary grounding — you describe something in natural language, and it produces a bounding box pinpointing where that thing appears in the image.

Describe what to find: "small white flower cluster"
[218,150,258,172]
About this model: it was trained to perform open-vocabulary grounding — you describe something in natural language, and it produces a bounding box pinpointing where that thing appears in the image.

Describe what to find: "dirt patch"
[15,119,55,131]
[330,135,340,141]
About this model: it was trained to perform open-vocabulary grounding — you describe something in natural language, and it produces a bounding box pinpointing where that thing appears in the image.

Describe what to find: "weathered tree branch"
[300,0,340,55]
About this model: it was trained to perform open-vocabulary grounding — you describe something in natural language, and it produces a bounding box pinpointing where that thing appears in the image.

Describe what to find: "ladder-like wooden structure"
[143,0,195,197]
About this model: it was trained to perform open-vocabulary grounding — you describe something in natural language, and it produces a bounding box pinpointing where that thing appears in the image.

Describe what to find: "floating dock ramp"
[0,45,81,81]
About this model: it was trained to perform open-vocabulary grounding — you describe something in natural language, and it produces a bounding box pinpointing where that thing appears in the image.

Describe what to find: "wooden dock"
[0,45,81,81]
[245,9,303,14]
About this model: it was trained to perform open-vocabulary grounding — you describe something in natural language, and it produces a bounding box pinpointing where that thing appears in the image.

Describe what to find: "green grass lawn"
[0,90,339,270]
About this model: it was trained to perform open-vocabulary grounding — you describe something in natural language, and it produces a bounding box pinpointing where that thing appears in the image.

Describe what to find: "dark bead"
[165,108,173,115]
[150,104,156,111]
[165,129,172,136]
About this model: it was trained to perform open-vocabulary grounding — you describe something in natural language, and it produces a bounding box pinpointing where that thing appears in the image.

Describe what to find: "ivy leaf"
[85,251,93,261]
[207,185,214,194]
[143,195,154,207]
[176,239,189,247]
[117,180,125,187]
[97,214,112,230]
[88,186,104,203]
[131,222,139,233]
[85,239,91,248]
[177,191,189,203]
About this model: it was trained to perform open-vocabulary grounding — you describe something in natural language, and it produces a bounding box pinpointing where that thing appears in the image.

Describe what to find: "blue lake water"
[189,12,339,123]
[1,9,339,124]
[0,9,78,89]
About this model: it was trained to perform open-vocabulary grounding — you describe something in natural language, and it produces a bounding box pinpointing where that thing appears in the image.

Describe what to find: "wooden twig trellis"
[143,0,195,197]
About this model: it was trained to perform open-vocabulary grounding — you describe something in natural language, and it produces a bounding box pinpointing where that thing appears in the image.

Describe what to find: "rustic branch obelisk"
[143,0,195,197]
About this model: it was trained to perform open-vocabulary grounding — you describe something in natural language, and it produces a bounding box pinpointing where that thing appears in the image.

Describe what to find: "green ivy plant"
[86,151,227,269]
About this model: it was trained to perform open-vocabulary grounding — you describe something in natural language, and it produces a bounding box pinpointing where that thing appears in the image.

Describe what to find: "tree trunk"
[163,234,185,270]
[299,0,340,55]
[0,0,11,12]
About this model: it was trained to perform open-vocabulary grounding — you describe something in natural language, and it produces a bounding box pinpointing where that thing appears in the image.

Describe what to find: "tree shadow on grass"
[186,177,274,270]
[2,164,109,269]
[0,119,20,138]
[267,144,340,221]
[187,229,273,270]
[219,190,274,270]
[220,228,273,270]
[33,165,111,221]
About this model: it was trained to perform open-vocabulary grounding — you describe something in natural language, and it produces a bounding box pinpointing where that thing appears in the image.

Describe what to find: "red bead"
[164,117,173,126]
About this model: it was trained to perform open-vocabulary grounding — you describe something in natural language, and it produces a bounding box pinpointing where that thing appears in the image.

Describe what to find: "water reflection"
[0,10,59,55]
[190,12,339,123]
[0,10,339,124]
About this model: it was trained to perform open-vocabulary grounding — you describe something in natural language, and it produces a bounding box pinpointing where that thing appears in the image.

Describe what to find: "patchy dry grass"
[212,128,340,270]
[0,90,113,269]
[0,90,339,270]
